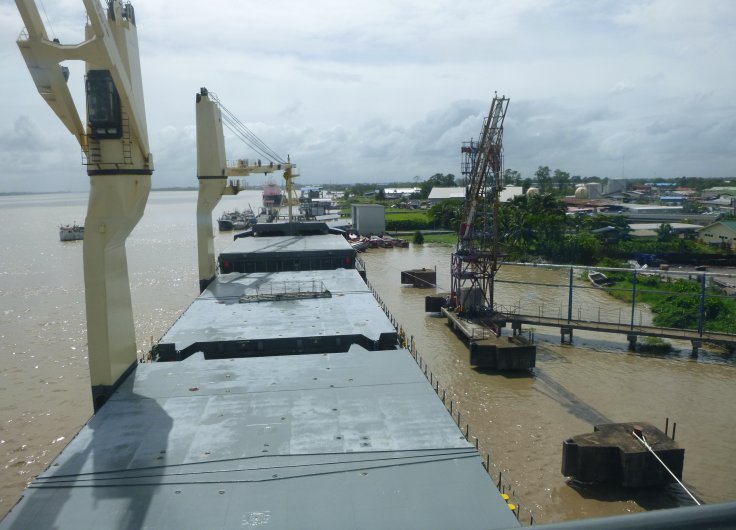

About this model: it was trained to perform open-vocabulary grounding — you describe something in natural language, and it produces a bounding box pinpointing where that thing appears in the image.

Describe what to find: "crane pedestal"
[441,308,536,370]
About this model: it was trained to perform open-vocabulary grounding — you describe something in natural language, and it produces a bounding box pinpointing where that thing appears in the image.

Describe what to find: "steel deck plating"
[2,348,520,529]
[156,269,397,359]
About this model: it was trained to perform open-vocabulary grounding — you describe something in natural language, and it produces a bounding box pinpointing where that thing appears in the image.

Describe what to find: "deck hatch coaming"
[219,234,355,273]
[156,270,396,359]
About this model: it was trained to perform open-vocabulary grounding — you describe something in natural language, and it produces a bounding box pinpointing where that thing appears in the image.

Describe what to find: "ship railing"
[367,278,538,525]
[493,302,520,316]
[405,333,538,526]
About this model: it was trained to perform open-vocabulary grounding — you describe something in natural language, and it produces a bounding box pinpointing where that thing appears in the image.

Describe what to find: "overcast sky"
[1,0,734,192]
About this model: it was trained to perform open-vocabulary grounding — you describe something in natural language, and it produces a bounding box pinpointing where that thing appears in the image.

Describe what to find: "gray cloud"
[1,0,735,192]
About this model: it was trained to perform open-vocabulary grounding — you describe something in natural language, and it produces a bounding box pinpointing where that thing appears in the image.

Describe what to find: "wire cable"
[207,91,287,165]
[38,0,56,40]
[631,430,700,505]
[220,108,285,163]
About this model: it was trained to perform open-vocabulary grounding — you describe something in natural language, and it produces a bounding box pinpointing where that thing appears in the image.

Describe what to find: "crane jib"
[452,94,509,314]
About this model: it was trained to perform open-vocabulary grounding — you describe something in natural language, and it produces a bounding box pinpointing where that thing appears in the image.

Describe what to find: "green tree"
[535,166,552,193]
[522,178,533,194]
[553,169,571,195]
[428,198,463,230]
[420,173,456,199]
[682,200,705,214]
[500,201,533,258]
[586,214,632,241]
[503,169,522,186]
[656,223,675,242]
[500,193,566,259]
[565,230,603,264]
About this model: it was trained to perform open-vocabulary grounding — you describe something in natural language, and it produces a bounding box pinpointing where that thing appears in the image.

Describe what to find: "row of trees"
[339,170,734,203]
[427,192,715,265]
[341,173,460,201]
[503,167,610,196]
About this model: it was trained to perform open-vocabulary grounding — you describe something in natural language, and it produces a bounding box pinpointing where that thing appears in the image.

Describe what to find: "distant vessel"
[298,186,340,219]
[262,182,283,208]
[217,208,256,231]
[59,224,84,241]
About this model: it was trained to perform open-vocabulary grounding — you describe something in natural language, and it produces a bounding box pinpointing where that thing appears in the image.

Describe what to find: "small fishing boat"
[59,224,84,241]
[217,208,256,231]
[346,232,369,252]
[588,271,613,288]
[350,238,369,252]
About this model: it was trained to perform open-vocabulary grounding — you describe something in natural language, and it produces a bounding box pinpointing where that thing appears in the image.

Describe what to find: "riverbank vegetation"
[420,232,457,245]
[601,270,736,333]
[335,172,733,264]
[334,172,735,334]
[638,337,674,354]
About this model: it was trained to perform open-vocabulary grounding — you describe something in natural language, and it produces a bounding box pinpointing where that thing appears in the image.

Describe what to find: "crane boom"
[459,96,509,244]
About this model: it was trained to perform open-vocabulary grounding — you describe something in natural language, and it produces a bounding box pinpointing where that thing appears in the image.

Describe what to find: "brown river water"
[1,191,735,524]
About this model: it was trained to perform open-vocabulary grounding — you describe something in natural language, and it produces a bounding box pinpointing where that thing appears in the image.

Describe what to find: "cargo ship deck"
[2,348,520,529]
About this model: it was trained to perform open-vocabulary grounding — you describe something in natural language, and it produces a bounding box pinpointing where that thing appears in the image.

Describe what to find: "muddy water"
[0,191,251,518]
[361,245,736,523]
[1,192,734,523]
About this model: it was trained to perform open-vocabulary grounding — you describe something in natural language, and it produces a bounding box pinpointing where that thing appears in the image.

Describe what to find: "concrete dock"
[562,422,684,488]
[400,268,436,288]
[440,308,536,370]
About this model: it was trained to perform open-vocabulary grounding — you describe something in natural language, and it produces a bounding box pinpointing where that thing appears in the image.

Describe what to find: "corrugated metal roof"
[428,187,465,200]
[699,220,736,232]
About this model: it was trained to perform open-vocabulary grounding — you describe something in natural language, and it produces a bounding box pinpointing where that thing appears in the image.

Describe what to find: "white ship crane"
[16,0,152,410]
[451,94,509,316]
[195,88,297,291]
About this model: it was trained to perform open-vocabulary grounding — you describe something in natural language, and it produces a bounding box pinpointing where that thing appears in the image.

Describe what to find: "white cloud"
[609,82,634,96]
